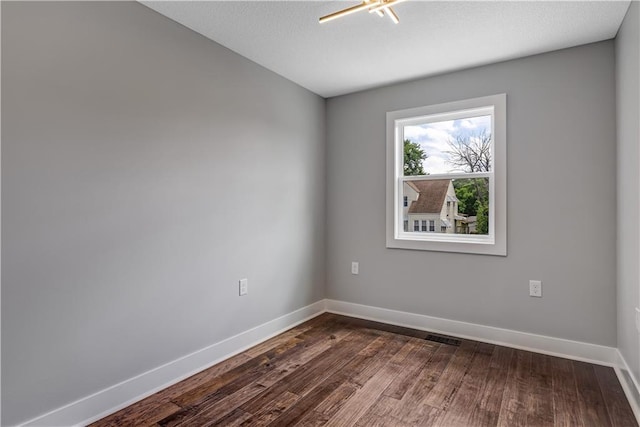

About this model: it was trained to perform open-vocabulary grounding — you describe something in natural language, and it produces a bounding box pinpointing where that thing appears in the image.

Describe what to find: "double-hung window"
[386,94,507,255]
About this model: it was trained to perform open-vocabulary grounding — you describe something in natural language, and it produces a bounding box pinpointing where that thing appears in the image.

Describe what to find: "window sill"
[386,235,506,256]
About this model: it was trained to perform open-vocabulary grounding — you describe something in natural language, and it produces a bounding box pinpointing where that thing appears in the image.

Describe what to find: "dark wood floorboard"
[594,365,639,427]
[90,313,637,427]
[573,361,613,427]
[432,342,494,427]
[467,345,513,426]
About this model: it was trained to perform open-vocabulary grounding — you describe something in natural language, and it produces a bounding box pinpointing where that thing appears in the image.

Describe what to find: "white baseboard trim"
[17,298,625,426]
[325,299,618,366]
[18,300,326,427]
[614,350,640,424]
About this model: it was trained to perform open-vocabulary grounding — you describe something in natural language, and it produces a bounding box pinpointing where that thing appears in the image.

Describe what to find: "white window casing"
[386,94,507,256]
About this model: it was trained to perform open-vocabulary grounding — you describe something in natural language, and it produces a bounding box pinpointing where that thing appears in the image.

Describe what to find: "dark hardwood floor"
[90,313,637,426]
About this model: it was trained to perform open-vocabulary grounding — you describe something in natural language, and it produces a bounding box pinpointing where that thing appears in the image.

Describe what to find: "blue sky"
[404,115,491,174]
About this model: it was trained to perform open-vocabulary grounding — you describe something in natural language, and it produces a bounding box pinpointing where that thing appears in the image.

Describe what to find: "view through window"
[402,114,492,236]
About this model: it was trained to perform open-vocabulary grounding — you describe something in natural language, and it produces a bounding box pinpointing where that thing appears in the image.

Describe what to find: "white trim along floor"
[17,299,640,427]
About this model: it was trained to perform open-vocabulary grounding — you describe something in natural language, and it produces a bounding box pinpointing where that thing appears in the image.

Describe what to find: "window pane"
[403,115,491,176]
[401,177,489,235]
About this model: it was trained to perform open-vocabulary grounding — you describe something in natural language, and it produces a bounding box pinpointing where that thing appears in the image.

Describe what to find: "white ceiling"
[141,1,631,98]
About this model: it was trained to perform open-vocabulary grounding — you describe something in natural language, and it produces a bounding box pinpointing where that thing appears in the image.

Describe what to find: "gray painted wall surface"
[617,0,640,389]
[1,2,325,425]
[326,42,617,346]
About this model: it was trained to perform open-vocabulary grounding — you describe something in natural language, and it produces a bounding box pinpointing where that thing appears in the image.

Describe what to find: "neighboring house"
[459,215,477,234]
[403,179,466,233]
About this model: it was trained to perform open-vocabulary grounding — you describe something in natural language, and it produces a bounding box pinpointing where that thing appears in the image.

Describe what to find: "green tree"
[453,180,478,216]
[447,131,491,206]
[453,178,489,234]
[476,200,489,235]
[447,131,491,234]
[403,139,427,176]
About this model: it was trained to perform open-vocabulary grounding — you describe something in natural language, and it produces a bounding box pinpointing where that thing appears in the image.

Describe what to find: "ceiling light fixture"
[319,0,406,24]
[384,7,400,24]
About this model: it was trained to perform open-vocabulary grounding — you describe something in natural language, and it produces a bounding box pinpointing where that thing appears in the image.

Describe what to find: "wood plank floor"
[90,313,637,426]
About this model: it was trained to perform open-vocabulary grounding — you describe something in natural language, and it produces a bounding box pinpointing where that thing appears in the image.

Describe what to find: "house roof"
[407,180,452,214]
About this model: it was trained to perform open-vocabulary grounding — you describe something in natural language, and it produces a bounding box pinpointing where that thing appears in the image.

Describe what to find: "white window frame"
[386,94,507,256]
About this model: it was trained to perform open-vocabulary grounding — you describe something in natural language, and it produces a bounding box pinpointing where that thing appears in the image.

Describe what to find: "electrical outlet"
[239,278,248,296]
[351,262,359,275]
[529,280,542,297]
[635,307,640,333]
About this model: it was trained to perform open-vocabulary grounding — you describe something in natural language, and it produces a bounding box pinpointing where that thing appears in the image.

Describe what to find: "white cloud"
[403,125,430,140]
[424,127,452,143]
[426,120,456,132]
[404,115,492,175]
[464,115,491,132]
[423,155,450,174]
[420,140,450,162]
[460,119,476,129]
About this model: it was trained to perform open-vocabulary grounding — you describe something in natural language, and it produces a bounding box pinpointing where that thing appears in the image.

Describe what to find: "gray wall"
[617,0,640,391]
[326,41,617,346]
[1,2,325,425]
[0,1,630,425]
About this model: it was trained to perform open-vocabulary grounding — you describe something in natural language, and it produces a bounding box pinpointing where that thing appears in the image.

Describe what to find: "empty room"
[2,0,639,426]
